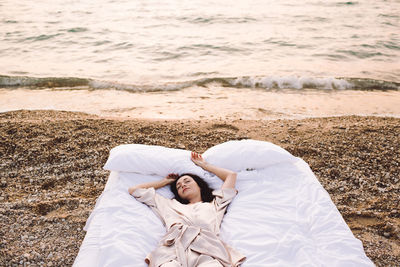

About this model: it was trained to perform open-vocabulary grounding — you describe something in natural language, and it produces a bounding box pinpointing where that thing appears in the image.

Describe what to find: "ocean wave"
[0,75,89,88]
[0,75,398,92]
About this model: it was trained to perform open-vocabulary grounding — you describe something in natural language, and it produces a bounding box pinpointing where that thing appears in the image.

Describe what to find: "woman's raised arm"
[128,173,179,195]
[191,152,237,189]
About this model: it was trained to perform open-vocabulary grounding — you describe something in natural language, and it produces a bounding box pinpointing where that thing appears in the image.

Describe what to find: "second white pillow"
[202,139,296,172]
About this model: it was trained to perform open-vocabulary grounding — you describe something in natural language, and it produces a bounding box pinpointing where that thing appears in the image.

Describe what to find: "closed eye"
[177,178,190,190]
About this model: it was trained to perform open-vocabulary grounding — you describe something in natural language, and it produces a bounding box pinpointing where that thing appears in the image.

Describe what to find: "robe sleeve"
[132,187,171,226]
[212,187,238,212]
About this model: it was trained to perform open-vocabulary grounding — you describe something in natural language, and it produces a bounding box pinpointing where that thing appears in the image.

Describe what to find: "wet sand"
[1,87,400,120]
[0,110,399,266]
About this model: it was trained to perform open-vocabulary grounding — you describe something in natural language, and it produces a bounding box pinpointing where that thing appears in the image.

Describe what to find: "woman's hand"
[191,151,237,189]
[191,152,207,167]
[163,173,179,185]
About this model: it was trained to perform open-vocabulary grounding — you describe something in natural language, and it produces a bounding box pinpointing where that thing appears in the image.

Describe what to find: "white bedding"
[73,141,373,266]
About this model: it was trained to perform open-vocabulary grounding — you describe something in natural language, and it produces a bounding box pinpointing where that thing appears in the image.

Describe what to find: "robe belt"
[160,224,227,267]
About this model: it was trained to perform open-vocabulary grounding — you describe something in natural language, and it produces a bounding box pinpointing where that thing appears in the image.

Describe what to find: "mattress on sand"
[73,140,373,266]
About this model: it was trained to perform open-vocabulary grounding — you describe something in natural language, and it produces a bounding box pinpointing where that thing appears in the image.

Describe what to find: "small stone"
[383,232,390,237]
[177,143,185,149]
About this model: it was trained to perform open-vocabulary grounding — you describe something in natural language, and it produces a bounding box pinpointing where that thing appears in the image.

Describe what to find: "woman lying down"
[128,152,246,267]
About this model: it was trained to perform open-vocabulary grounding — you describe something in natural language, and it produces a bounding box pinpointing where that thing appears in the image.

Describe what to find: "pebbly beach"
[0,110,399,266]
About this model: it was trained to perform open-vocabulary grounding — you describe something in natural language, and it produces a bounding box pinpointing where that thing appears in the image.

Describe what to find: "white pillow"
[202,139,296,172]
[103,144,206,177]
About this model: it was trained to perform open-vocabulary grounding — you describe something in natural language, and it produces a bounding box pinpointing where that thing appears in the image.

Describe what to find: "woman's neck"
[188,195,202,204]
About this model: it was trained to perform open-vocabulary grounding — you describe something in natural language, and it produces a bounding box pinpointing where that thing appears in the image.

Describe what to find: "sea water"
[0,0,399,92]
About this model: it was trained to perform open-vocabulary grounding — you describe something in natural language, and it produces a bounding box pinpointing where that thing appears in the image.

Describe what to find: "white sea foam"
[88,75,355,91]
[232,76,354,90]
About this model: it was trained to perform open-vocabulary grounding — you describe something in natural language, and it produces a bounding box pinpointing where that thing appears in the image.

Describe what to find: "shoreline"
[0,110,399,266]
[1,87,400,120]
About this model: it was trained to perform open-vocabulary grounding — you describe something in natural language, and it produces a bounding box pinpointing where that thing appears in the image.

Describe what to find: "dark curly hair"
[170,173,214,204]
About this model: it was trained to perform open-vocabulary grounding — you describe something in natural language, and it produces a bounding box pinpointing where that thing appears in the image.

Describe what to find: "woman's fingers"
[167,173,179,179]
[191,151,205,167]
[191,151,201,159]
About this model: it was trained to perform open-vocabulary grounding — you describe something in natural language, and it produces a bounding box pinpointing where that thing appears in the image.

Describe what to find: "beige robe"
[132,187,246,267]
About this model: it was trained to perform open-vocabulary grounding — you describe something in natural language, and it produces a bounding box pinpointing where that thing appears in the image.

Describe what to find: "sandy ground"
[1,87,400,120]
[0,110,399,266]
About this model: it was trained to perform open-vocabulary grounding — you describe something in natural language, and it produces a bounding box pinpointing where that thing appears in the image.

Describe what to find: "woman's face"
[176,175,201,201]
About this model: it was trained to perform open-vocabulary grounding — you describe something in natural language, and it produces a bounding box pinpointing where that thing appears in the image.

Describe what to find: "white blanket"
[73,141,373,266]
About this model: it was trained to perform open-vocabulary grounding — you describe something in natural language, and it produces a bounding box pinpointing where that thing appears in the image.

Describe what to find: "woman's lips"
[183,188,188,193]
